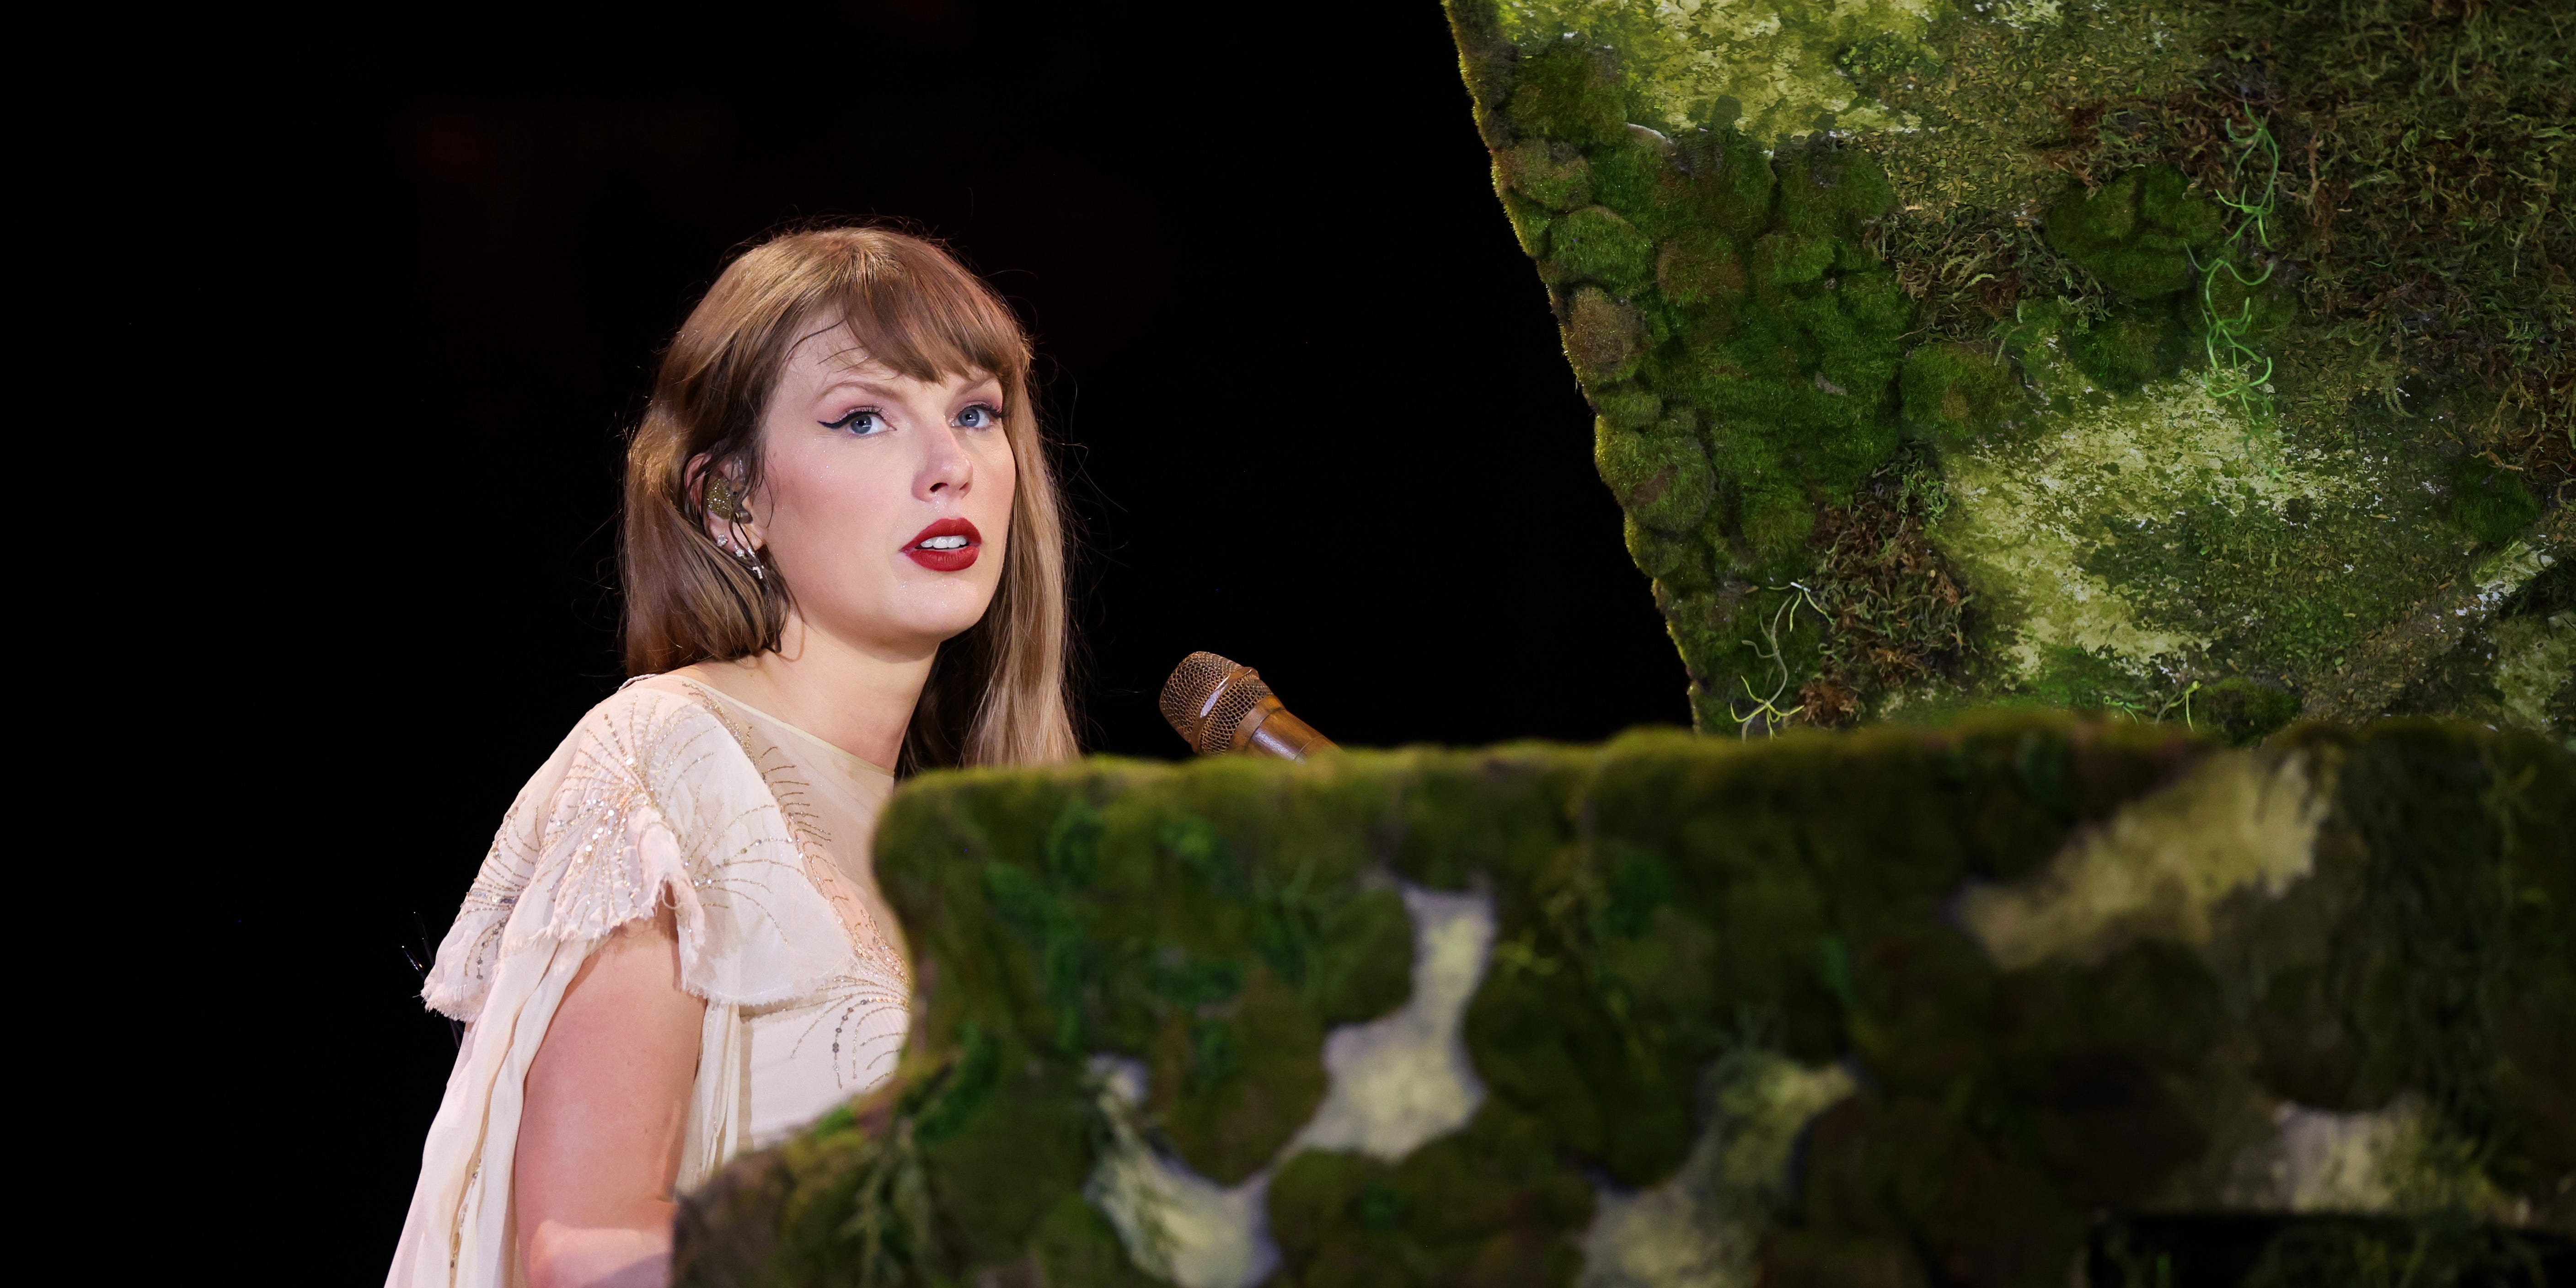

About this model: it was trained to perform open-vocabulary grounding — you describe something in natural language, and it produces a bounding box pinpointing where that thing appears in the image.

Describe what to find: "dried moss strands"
[2259,0,2575,495]
[1795,445,1970,725]
[2147,0,2572,494]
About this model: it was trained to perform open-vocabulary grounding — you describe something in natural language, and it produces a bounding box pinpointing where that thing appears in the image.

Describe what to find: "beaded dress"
[386,675,912,1288]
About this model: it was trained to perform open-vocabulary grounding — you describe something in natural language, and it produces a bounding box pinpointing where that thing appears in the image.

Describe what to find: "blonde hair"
[621,225,1078,770]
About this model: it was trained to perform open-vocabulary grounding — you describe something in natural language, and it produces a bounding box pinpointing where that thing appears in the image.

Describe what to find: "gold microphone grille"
[1160,651,1273,755]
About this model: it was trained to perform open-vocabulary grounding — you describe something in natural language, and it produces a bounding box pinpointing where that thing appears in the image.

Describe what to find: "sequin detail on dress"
[395,681,915,1287]
[776,973,912,1092]
[421,687,857,1019]
[676,682,913,1096]
[680,681,913,994]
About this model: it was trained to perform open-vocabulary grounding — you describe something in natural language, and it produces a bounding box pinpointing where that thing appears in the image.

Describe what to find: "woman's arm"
[514,904,707,1288]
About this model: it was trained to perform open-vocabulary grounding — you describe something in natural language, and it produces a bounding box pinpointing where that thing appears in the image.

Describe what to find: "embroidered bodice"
[663,678,913,1142]
[392,676,913,1287]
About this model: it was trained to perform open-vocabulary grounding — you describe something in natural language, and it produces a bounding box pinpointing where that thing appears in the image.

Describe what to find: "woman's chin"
[815,597,998,653]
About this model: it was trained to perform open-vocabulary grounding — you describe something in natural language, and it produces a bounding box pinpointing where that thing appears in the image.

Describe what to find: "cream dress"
[386,675,913,1288]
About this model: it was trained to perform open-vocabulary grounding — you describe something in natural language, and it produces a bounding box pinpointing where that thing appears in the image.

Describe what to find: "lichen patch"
[1495,0,1936,144]
[1291,883,1496,1161]
[2471,540,2555,614]
[2492,612,2575,733]
[1937,368,2400,680]
[2217,1095,2525,1224]
[1576,1050,1858,1288]
[1939,374,2357,678]
[1083,1056,1281,1288]
[1956,748,2330,970]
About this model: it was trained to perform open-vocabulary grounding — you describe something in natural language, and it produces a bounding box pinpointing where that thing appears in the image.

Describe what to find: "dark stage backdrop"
[247,1,1686,1273]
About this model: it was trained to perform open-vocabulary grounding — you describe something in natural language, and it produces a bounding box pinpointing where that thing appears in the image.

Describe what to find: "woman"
[389,226,1077,1288]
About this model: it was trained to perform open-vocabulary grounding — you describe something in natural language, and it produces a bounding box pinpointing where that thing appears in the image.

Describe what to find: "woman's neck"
[675,615,932,769]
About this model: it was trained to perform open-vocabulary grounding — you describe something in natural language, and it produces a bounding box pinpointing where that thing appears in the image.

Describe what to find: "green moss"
[1494,188,1551,259]
[1584,126,1678,229]
[1444,3,1946,729]
[1652,227,1744,308]
[1307,887,1414,1025]
[1809,936,2230,1275]
[774,754,1426,1263]
[1927,349,2497,704]
[1265,1151,1397,1283]
[2484,615,2575,739]
[1619,514,1707,592]
[2193,677,2301,746]
[1026,1192,1164,1288]
[1495,137,1592,212]
[2187,0,2575,480]
[1562,286,1644,384]
[1457,0,2572,735]
[2490,702,2576,1195]
[1590,382,1659,431]
[2065,421,2462,685]
[1735,486,1811,563]
[676,717,2572,1284]
[1751,230,1831,286]
[1595,414,1715,535]
[1150,965,1324,1185]
[1769,144,1896,242]
[919,1056,1097,1267]
[2191,260,2296,348]
[2446,454,2542,548]
[1839,272,1913,338]
[2331,726,2542,1149]
[1663,126,1776,241]
[2069,300,2193,394]
[1900,341,2025,449]
[2044,167,2224,300]
[1505,37,1625,150]
[1269,1103,1595,1288]
[1550,204,1655,294]
[1789,1091,2093,1285]
[1466,909,1703,1185]
[1490,0,1939,146]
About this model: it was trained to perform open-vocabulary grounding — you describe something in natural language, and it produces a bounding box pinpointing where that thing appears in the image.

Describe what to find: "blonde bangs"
[620,225,1078,770]
[825,252,1026,394]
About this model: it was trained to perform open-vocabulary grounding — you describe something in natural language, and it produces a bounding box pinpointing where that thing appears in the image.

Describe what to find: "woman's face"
[722,323,1017,657]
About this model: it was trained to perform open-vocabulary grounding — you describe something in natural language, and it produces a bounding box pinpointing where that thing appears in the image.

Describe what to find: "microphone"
[1159,652,1339,760]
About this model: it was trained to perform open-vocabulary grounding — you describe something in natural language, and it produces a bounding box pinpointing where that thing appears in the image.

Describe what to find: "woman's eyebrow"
[810,375,900,403]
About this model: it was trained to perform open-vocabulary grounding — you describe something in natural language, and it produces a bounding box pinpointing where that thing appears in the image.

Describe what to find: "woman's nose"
[920,423,973,498]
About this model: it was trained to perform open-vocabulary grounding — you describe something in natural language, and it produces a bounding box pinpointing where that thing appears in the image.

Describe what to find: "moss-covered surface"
[671,714,2572,1288]
[1446,0,2572,743]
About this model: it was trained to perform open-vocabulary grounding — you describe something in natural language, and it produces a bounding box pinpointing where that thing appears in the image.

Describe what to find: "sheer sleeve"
[421,686,854,1020]
[395,685,866,1288]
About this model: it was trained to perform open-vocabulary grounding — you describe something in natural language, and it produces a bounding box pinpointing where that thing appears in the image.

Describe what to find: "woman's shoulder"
[424,673,852,1017]
[551,673,770,782]
[470,679,749,853]
[581,670,732,734]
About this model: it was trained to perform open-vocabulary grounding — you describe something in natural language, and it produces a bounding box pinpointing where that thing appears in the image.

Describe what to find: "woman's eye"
[955,403,1002,430]
[822,409,889,435]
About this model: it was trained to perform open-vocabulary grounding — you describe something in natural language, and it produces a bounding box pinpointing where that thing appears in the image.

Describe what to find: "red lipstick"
[903,518,982,572]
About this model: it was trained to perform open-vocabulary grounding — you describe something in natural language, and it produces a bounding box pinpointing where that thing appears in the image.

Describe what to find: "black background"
[195,1,1687,1272]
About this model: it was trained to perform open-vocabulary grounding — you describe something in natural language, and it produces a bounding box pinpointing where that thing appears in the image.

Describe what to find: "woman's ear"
[686,453,765,553]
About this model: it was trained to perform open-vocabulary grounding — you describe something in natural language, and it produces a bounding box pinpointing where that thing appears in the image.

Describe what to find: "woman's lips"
[903,518,982,572]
